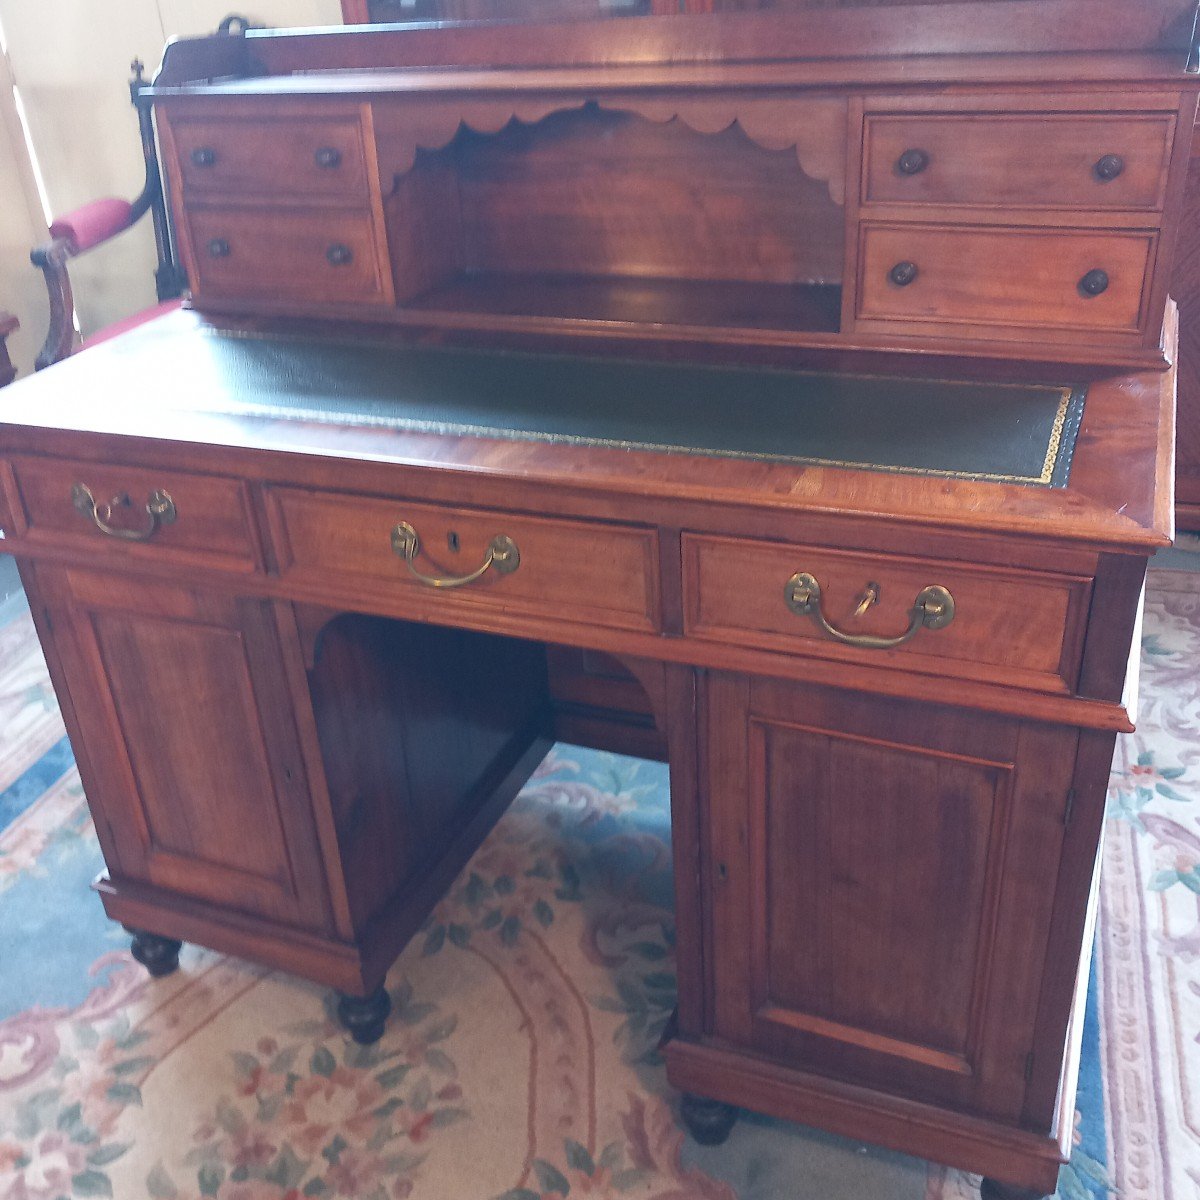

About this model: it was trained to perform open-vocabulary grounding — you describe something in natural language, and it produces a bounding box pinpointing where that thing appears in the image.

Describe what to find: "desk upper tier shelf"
[147,10,1200,372]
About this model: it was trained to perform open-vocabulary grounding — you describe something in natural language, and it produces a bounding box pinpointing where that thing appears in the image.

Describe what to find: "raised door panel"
[42,567,332,932]
[705,674,1076,1120]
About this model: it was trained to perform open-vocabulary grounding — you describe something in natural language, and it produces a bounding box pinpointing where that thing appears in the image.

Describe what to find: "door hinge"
[1024,1052,1035,1082]
[1063,788,1077,827]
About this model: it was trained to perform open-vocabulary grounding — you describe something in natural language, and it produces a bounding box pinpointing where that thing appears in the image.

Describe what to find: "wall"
[0,48,48,379]
[0,0,341,378]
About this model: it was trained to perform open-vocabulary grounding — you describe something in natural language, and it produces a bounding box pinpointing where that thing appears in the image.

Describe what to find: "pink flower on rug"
[326,1148,385,1195]
[229,1129,277,1169]
[2,1131,87,1200]
[283,1066,385,1153]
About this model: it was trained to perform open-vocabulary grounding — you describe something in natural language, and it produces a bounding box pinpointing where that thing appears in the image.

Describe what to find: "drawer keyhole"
[447,531,461,553]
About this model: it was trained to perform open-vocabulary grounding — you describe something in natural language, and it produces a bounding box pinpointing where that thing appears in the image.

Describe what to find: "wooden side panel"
[40,567,333,932]
[1171,151,1200,529]
[303,609,552,931]
[705,674,1078,1121]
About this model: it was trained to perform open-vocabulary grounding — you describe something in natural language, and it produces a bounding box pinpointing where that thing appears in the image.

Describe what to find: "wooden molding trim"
[375,94,847,201]
[665,1036,1067,1194]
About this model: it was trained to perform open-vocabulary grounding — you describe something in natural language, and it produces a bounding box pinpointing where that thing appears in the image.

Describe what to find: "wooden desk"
[1,9,1194,1198]
[0,307,1174,1200]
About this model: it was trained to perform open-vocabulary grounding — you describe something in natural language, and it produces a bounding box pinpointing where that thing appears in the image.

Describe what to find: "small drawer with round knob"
[168,108,370,200]
[855,222,1154,336]
[185,207,391,307]
[862,110,1174,211]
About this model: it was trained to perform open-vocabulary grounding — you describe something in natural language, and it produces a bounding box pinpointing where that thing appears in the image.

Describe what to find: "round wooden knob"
[1078,268,1109,296]
[191,147,217,168]
[207,238,231,259]
[888,261,919,287]
[315,146,342,169]
[326,243,354,267]
[896,148,929,176]
[1094,154,1125,181]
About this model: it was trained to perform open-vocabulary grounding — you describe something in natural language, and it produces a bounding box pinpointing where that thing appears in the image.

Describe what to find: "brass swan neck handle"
[71,483,176,542]
[784,572,955,650]
[390,521,520,589]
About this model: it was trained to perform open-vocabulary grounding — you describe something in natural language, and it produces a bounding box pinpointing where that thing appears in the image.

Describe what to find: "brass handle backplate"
[390,521,520,588]
[71,483,177,542]
[784,572,955,649]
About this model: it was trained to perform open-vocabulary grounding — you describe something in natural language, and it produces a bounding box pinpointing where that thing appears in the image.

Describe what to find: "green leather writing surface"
[175,328,1085,486]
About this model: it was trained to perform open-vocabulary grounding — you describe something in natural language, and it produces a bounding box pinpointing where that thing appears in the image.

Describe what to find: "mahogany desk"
[6,6,1197,1195]
[0,308,1174,1200]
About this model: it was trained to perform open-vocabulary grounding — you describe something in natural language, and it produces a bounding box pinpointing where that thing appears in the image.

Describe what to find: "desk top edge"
[0,311,1172,553]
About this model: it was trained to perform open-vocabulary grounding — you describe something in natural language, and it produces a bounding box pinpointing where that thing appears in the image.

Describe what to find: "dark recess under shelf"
[400,272,843,335]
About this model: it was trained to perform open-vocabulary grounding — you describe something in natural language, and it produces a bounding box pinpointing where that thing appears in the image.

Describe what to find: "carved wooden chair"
[29,18,253,371]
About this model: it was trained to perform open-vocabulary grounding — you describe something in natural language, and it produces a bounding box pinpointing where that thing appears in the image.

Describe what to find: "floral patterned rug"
[0,569,1197,1200]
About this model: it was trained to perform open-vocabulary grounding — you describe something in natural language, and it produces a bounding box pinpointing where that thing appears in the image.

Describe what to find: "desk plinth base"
[664,1036,1066,1198]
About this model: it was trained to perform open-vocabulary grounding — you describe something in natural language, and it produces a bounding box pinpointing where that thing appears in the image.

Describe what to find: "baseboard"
[665,1036,1065,1195]
[95,872,368,992]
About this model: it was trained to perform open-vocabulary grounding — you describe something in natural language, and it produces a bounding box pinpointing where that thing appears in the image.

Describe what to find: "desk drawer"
[268,488,661,633]
[856,223,1153,334]
[10,457,259,571]
[683,534,1091,693]
[171,112,371,201]
[862,112,1174,211]
[186,206,391,307]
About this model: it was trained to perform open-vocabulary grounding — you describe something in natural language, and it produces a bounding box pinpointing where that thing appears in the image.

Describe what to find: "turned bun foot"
[128,929,183,978]
[980,1179,1047,1200]
[680,1093,739,1145]
[336,987,392,1044]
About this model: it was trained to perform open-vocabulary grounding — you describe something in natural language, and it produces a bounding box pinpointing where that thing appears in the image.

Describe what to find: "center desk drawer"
[9,456,259,572]
[683,535,1092,694]
[268,488,661,633]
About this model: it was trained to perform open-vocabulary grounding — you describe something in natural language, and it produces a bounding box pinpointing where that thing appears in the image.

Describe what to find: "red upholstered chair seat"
[33,196,184,369]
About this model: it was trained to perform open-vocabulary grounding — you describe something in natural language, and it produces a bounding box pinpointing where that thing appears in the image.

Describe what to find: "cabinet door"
[41,566,333,932]
[704,674,1076,1121]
